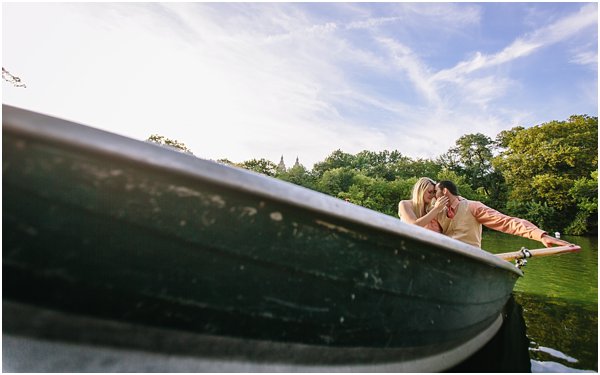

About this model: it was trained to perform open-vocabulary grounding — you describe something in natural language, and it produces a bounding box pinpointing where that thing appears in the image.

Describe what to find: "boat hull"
[2,105,521,371]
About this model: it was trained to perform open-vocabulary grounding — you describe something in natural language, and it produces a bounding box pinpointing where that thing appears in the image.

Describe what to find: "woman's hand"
[432,196,449,212]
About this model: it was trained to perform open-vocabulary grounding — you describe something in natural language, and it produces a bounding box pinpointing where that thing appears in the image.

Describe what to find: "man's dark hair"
[437,180,459,195]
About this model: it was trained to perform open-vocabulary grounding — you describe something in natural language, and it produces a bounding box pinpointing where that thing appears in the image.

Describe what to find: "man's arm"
[468,201,570,247]
[469,201,545,239]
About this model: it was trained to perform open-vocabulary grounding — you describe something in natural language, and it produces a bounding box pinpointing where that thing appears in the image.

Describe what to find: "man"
[434,180,570,248]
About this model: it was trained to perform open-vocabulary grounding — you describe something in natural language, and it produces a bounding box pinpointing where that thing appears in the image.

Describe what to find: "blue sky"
[2,2,597,168]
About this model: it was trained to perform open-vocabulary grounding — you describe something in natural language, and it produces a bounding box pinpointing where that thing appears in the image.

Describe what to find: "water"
[479,231,598,372]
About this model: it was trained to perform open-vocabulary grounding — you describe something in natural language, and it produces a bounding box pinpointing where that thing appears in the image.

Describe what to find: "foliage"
[435,169,484,201]
[2,67,26,88]
[565,170,598,234]
[565,211,592,236]
[400,158,443,181]
[339,175,413,216]
[147,134,194,154]
[313,148,442,183]
[351,150,409,181]
[440,133,506,208]
[505,200,559,233]
[570,170,599,214]
[495,126,525,148]
[216,158,235,166]
[495,116,597,192]
[276,163,317,190]
[312,150,355,178]
[237,158,278,176]
[494,115,598,232]
[191,114,596,234]
[443,133,495,185]
[315,167,358,195]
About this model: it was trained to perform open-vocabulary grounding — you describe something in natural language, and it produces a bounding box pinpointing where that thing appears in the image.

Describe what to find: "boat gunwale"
[2,104,522,276]
[3,300,505,372]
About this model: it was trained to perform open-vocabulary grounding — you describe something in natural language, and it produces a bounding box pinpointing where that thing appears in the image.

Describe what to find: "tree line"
[150,115,598,235]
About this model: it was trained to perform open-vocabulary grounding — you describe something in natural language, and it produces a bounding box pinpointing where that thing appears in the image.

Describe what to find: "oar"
[496,245,581,261]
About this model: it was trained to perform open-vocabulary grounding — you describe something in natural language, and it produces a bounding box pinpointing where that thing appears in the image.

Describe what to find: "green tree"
[339,174,384,212]
[339,175,412,216]
[351,150,409,181]
[440,133,506,207]
[2,67,26,88]
[312,150,355,178]
[238,158,278,176]
[566,170,598,234]
[147,134,193,154]
[216,158,235,166]
[435,169,484,201]
[494,115,598,232]
[277,162,317,190]
[313,149,441,182]
[496,126,525,148]
[315,167,357,195]
[505,200,559,233]
[398,158,443,181]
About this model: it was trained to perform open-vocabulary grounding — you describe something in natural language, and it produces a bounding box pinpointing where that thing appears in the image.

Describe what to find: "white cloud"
[390,3,481,28]
[570,51,598,66]
[346,16,401,30]
[2,3,597,169]
[433,3,597,83]
[458,76,514,109]
[376,37,440,105]
[531,3,598,45]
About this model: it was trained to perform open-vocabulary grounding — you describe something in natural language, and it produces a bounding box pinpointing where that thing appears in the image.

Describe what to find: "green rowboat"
[2,105,522,371]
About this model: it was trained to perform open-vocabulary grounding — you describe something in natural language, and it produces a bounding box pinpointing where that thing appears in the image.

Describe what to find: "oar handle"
[496,245,581,261]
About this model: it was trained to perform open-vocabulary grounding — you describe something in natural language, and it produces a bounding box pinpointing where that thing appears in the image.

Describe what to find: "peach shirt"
[435,198,547,248]
[424,220,442,233]
[468,200,546,240]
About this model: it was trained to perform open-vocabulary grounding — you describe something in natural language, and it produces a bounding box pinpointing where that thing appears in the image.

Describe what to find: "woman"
[398,177,448,232]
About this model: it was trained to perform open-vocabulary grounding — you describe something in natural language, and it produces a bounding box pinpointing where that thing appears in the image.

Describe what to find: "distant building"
[277,155,303,172]
[277,155,287,173]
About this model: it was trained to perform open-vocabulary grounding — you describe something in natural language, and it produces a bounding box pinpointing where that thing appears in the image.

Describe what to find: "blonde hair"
[411,177,436,217]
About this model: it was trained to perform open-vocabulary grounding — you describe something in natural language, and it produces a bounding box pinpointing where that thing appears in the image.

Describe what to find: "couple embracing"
[398,177,570,249]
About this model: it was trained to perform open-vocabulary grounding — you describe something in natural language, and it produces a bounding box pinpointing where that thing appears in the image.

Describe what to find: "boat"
[2,104,523,372]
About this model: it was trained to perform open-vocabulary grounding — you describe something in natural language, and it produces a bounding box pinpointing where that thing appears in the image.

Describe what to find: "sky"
[2,2,598,169]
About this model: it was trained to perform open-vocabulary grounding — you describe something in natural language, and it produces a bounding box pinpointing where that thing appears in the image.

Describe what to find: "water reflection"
[531,360,597,373]
[480,232,597,373]
[449,293,598,373]
[516,292,598,372]
[448,295,531,372]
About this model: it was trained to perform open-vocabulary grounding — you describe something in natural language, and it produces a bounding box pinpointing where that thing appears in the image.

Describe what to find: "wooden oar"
[496,245,581,261]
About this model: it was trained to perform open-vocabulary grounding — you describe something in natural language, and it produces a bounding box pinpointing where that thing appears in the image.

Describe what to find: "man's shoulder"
[465,199,490,211]
[462,198,483,205]
[459,197,479,205]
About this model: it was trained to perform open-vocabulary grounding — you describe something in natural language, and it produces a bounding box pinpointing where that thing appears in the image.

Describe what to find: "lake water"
[461,231,598,372]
